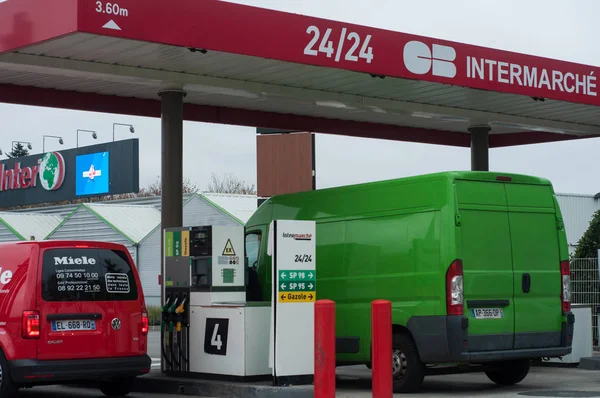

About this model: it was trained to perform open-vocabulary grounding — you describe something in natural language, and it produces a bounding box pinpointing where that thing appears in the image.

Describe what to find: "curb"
[133,375,314,398]
[579,357,600,371]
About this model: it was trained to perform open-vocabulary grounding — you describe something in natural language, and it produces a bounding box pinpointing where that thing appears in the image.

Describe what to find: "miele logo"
[403,41,457,79]
[0,267,12,288]
[54,256,96,265]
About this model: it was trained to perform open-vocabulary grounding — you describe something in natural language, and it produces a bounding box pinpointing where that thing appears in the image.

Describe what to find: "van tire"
[99,377,136,397]
[392,332,425,393]
[0,351,17,397]
[485,359,531,385]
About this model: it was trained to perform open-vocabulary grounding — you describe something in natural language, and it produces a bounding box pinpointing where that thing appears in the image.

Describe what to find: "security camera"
[92,132,98,139]
[0,149,3,155]
[129,126,135,133]
[58,138,64,145]
[27,143,32,150]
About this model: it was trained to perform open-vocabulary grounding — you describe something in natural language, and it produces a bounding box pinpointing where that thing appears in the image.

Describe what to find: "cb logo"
[403,40,457,79]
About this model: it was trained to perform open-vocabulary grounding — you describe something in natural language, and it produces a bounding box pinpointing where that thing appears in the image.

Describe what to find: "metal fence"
[570,257,599,349]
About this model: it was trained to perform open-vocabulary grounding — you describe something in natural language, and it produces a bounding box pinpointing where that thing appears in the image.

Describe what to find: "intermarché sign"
[0,139,139,208]
[0,152,66,192]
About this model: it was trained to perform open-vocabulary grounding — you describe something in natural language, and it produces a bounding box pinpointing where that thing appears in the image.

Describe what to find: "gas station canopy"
[1,0,599,147]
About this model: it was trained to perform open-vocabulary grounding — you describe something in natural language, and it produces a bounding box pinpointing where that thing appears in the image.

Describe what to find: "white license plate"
[471,308,503,319]
[51,319,96,332]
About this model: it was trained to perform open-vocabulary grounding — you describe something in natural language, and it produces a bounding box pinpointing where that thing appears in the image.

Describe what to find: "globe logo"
[38,152,66,191]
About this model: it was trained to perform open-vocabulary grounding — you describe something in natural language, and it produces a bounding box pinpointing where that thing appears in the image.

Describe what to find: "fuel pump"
[162,225,258,377]
[161,232,193,375]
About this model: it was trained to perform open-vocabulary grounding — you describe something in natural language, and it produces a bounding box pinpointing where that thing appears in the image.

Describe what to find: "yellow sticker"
[182,231,190,257]
[222,239,236,256]
[277,292,316,303]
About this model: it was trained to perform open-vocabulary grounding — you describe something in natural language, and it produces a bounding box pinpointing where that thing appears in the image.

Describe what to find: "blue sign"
[76,152,110,196]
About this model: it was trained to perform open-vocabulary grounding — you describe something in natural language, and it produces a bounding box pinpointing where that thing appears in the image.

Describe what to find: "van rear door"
[102,249,146,358]
[38,247,144,360]
[455,180,515,352]
[505,183,563,349]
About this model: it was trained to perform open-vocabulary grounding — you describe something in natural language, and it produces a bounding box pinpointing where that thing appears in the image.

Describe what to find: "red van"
[0,240,151,396]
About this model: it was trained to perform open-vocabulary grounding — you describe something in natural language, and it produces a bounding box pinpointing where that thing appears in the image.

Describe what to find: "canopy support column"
[469,125,491,171]
[158,89,186,336]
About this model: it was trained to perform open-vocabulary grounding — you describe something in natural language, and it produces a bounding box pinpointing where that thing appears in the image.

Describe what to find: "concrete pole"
[158,89,185,374]
[468,126,491,171]
[159,89,186,229]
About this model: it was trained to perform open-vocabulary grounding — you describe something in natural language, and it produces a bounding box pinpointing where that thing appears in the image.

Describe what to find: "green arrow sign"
[279,270,316,282]
[278,281,316,292]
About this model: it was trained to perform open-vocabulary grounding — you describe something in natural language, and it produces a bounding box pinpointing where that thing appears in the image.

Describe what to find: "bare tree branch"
[206,173,256,195]
[0,175,200,211]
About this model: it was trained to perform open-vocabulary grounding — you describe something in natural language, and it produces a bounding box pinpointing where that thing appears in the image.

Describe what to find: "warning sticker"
[105,273,131,294]
[222,239,236,256]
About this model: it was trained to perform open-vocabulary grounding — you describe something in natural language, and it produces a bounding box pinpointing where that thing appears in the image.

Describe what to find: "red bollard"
[315,300,336,398]
[372,300,392,398]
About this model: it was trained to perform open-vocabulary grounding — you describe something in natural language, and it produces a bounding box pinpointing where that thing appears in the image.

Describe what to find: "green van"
[244,171,574,392]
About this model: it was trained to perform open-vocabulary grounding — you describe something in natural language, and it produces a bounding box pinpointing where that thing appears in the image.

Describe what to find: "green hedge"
[147,306,162,326]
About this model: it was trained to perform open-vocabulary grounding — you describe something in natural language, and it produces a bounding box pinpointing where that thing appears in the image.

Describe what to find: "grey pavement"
[145,330,600,397]
[16,385,207,397]
[335,365,600,397]
[15,363,600,397]
[148,329,161,369]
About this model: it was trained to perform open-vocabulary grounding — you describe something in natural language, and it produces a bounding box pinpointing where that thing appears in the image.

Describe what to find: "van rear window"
[41,248,138,302]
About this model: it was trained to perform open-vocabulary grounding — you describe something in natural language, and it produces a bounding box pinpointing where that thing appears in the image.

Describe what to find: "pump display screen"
[190,228,211,257]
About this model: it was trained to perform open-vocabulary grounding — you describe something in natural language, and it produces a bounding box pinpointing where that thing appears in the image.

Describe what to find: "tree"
[207,173,256,195]
[6,142,30,158]
[574,209,600,258]
[0,176,199,211]
[136,175,199,196]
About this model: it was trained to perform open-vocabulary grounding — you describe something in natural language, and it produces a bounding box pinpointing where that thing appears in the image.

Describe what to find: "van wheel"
[485,359,531,385]
[0,351,17,397]
[99,377,136,397]
[392,333,425,393]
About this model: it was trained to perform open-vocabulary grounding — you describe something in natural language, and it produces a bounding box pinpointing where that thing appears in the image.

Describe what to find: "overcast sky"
[1,0,599,195]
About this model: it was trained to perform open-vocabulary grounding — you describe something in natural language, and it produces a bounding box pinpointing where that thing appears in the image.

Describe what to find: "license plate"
[51,319,96,332]
[471,308,503,319]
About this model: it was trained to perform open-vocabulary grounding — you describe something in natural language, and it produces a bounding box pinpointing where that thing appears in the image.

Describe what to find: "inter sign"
[0,152,65,192]
[0,139,139,208]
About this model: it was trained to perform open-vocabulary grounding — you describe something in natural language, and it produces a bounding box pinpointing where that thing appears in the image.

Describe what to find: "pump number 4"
[204,318,229,356]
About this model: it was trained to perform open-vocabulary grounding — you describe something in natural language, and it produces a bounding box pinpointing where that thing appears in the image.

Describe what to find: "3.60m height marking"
[95,1,129,17]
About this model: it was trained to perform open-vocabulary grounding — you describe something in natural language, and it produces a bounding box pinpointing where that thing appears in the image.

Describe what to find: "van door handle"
[522,273,531,293]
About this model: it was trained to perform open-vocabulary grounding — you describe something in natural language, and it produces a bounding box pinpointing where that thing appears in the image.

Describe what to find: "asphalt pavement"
[14,332,600,397]
[148,329,161,369]
[15,366,600,397]
[16,385,191,397]
[335,365,600,397]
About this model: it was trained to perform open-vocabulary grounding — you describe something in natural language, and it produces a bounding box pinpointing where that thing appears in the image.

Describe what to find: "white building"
[138,193,257,306]
[0,212,63,242]
[12,193,257,306]
[555,193,600,255]
[45,203,162,264]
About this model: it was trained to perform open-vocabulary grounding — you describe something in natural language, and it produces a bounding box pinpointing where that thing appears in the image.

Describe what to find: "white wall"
[0,224,20,243]
[46,207,137,263]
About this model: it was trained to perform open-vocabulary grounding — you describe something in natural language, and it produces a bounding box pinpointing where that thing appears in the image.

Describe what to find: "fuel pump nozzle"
[168,295,179,333]
[175,294,188,332]
[161,295,173,333]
